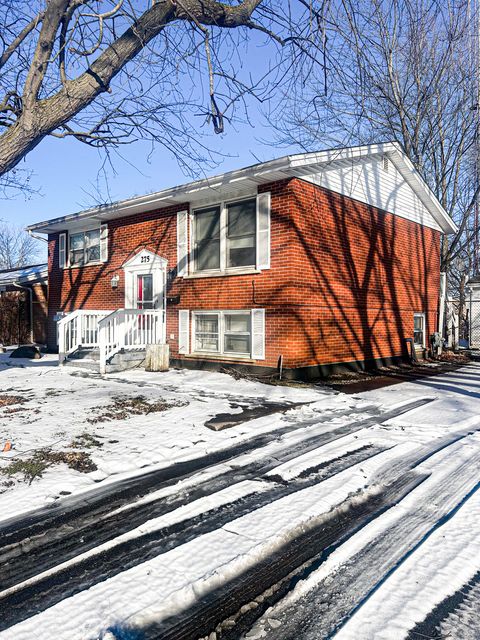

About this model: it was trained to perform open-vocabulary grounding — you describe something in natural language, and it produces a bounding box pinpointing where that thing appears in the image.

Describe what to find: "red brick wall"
[278,179,441,368]
[47,177,441,372]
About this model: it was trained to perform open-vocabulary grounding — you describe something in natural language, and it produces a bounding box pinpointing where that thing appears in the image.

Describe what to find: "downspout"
[27,230,48,244]
[12,282,33,344]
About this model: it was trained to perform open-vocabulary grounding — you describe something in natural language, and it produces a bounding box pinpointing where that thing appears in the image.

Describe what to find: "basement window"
[69,228,101,266]
[193,311,251,356]
[414,313,426,347]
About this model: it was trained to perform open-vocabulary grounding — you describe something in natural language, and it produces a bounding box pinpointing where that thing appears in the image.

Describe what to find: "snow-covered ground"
[0,352,330,520]
[1,353,480,640]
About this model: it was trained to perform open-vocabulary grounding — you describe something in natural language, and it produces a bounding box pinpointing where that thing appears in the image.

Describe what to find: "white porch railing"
[98,309,165,374]
[58,310,111,360]
[58,309,165,374]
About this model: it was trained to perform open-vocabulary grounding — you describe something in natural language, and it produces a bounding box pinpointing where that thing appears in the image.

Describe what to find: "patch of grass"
[70,432,103,449]
[1,448,97,484]
[2,457,50,485]
[87,395,184,424]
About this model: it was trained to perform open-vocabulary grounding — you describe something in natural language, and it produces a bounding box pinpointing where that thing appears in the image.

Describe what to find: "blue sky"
[0,7,311,263]
[0,115,299,230]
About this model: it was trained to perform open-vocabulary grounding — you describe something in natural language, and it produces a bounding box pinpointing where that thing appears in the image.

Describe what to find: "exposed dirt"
[323,353,471,394]
[0,394,26,408]
[86,395,185,424]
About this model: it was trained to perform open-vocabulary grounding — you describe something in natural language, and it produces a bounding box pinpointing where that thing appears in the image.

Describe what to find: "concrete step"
[64,348,146,373]
[63,358,100,372]
[69,348,100,361]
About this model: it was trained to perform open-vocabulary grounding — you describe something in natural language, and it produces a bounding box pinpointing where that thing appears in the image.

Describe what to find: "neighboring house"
[467,277,480,349]
[0,264,48,346]
[27,143,456,377]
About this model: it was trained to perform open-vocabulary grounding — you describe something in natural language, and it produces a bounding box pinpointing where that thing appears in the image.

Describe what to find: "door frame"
[122,250,167,342]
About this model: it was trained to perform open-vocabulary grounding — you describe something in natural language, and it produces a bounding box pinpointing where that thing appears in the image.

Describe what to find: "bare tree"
[0,0,325,193]
[273,0,477,292]
[0,223,42,268]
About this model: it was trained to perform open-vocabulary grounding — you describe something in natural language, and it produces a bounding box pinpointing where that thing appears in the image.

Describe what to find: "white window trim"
[66,226,103,268]
[414,312,426,347]
[191,195,257,276]
[191,310,253,358]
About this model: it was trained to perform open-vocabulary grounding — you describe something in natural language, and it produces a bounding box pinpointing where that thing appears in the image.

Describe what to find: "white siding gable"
[302,154,442,232]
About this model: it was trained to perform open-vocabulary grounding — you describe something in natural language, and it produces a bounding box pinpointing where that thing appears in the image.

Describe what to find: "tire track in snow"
[0,399,434,633]
[241,436,480,640]
[408,567,480,639]
[0,401,383,547]
[131,474,427,640]
[0,445,388,632]
[0,400,429,592]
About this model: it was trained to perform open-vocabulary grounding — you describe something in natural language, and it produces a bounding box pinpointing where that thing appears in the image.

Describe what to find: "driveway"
[0,355,479,639]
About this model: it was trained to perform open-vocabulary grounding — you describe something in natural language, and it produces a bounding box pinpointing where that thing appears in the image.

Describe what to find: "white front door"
[122,250,167,344]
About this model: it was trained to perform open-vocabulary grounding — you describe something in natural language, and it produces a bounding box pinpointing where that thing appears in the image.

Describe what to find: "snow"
[335,475,480,639]
[2,355,480,639]
[0,352,334,521]
[0,445,405,640]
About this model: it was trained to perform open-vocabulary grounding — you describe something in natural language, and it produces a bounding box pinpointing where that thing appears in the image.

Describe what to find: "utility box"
[145,343,170,372]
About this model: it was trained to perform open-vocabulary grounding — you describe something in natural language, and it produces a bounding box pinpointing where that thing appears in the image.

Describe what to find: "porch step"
[69,348,100,361]
[63,348,146,373]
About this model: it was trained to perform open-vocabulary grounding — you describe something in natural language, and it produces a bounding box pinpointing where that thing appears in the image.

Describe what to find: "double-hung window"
[69,229,101,266]
[195,313,220,352]
[194,311,252,356]
[194,206,221,271]
[414,313,426,347]
[194,198,257,273]
[226,199,256,268]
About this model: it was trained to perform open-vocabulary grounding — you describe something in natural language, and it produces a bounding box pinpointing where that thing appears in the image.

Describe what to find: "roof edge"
[27,142,457,235]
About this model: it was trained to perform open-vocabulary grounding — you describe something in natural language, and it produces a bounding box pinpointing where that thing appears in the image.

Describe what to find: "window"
[194,311,252,356]
[194,206,221,271]
[69,228,100,266]
[226,199,256,268]
[224,313,251,353]
[414,313,425,347]
[195,314,220,352]
[193,198,256,272]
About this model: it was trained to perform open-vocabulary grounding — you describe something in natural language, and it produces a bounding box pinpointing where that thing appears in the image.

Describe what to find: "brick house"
[27,143,456,377]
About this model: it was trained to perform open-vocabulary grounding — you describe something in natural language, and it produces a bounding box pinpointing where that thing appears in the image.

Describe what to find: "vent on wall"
[382,155,389,172]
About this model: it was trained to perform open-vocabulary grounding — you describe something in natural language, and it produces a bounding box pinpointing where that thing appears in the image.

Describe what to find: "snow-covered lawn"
[1,353,480,640]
